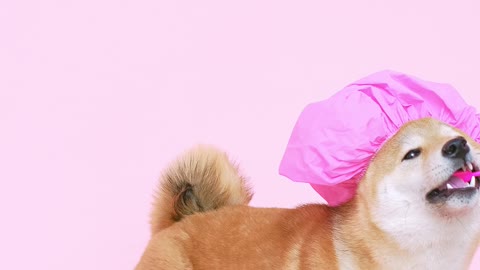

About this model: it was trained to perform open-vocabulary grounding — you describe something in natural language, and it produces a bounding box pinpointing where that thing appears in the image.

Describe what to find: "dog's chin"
[426,162,480,214]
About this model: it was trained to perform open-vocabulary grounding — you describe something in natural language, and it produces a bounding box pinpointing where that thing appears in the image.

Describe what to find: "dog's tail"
[150,145,253,235]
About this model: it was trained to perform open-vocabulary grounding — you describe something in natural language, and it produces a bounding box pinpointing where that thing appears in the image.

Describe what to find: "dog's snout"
[442,137,469,159]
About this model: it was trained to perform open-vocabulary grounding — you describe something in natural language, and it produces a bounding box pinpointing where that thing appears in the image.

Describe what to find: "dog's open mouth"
[426,161,480,203]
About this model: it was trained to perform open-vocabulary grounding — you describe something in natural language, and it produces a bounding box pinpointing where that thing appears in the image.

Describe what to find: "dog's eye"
[403,148,421,161]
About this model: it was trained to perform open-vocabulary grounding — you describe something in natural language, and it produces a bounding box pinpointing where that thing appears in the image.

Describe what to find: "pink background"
[1,1,479,269]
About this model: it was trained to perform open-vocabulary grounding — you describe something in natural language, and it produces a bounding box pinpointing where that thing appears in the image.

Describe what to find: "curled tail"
[150,145,253,234]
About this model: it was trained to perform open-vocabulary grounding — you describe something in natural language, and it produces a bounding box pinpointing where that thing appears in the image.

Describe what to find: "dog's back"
[136,146,339,270]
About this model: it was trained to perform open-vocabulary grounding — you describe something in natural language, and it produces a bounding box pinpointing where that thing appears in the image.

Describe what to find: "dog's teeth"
[447,183,454,189]
[471,177,476,187]
[468,162,474,171]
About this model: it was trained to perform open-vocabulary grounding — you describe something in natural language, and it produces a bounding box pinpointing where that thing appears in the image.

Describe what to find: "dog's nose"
[442,137,469,159]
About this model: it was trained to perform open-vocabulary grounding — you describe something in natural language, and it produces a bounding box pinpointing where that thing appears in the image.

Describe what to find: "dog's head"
[359,118,480,247]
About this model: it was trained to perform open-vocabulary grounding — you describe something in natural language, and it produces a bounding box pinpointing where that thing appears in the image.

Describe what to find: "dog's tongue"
[448,174,467,187]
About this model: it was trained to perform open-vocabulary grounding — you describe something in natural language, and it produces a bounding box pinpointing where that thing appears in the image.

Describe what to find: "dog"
[135,118,480,269]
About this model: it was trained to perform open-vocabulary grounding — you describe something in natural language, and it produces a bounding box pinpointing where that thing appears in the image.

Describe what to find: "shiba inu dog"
[136,118,480,269]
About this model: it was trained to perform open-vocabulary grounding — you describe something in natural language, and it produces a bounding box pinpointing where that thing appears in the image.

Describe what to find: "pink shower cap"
[279,70,480,206]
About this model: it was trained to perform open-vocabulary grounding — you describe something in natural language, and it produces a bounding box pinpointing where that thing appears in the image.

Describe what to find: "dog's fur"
[136,118,480,269]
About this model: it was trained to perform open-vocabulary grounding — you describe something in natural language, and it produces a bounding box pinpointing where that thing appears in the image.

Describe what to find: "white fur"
[333,230,358,270]
[372,123,480,269]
